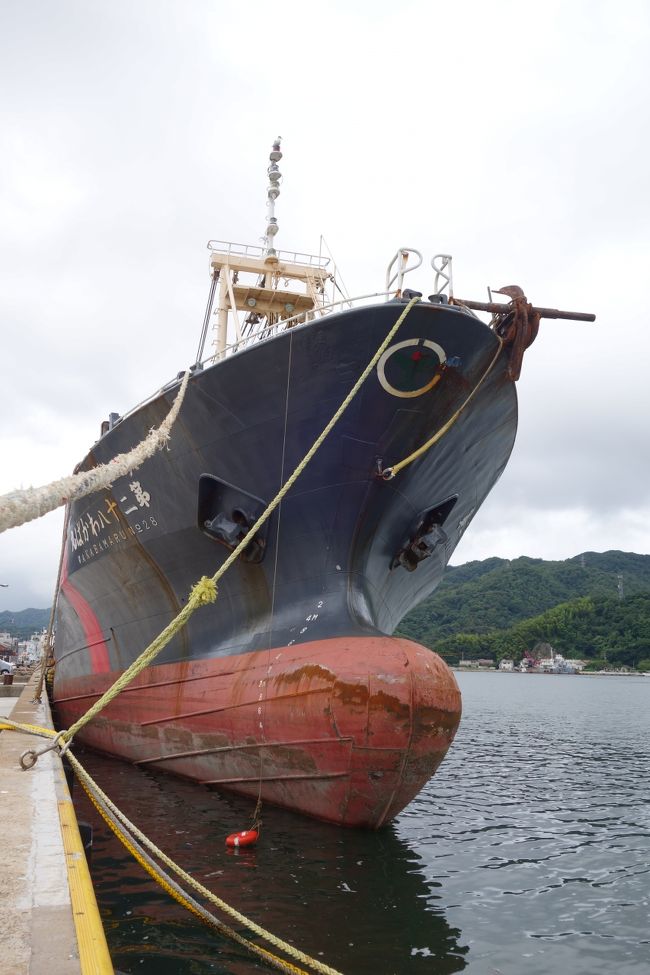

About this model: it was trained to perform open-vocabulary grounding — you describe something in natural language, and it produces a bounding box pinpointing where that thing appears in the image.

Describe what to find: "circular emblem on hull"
[377,338,446,398]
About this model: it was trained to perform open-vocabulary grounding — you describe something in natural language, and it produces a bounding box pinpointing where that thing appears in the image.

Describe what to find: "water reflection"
[74,750,468,975]
[74,674,650,975]
[397,673,650,975]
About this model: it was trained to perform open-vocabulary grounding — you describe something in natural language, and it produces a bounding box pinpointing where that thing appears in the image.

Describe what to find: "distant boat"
[52,139,594,827]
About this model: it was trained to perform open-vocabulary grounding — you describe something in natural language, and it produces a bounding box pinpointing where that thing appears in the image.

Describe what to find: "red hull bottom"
[54,636,461,828]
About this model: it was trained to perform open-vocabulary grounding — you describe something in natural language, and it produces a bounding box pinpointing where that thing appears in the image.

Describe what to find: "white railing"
[202,289,399,365]
[385,248,423,293]
[207,239,330,270]
[108,245,463,433]
[431,254,453,297]
[112,289,399,427]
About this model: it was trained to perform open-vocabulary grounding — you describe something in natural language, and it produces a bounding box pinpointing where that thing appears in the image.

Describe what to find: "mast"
[264,137,282,259]
[206,138,332,360]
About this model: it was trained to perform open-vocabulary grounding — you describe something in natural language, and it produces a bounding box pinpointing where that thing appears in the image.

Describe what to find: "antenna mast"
[264,137,282,258]
[206,136,332,359]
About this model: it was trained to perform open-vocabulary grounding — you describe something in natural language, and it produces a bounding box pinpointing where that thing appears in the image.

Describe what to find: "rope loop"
[19,749,38,770]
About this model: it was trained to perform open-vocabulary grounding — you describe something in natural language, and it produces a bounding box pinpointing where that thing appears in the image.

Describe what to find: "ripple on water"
[74,673,650,974]
[396,673,650,974]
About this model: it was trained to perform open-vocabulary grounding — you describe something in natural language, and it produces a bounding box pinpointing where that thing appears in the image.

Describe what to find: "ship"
[52,139,594,827]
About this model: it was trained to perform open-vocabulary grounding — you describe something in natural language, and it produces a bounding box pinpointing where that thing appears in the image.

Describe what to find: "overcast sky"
[1,0,649,611]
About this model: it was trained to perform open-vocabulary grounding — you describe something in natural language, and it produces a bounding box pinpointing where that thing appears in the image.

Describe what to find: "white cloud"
[1,0,649,608]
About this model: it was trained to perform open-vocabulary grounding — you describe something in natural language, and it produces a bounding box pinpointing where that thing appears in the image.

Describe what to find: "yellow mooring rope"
[31,295,422,757]
[380,333,505,479]
[2,716,342,975]
[79,780,316,975]
[5,296,426,975]
[32,508,70,703]
[4,300,507,975]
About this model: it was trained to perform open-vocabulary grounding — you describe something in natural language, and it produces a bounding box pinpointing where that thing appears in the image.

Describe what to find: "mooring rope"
[79,779,317,975]
[1,716,343,975]
[32,509,70,703]
[0,370,190,535]
[1,299,429,975]
[379,334,504,479]
[24,296,421,759]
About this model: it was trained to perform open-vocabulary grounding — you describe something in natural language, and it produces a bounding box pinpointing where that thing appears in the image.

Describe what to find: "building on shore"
[458,658,496,669]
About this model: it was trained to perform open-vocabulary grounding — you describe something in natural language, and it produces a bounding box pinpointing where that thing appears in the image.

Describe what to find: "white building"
[565,659,587,672]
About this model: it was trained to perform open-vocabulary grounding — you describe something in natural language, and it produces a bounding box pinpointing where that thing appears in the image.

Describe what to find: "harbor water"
[72,672,650,975]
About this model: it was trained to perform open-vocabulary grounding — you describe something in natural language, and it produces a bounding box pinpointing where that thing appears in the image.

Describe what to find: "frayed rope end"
[189,576,218,606]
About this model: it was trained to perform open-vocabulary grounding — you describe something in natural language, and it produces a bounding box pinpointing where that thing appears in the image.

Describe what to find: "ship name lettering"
[128,480,151,508]
[70,495,125,552]
[68,482,157,569]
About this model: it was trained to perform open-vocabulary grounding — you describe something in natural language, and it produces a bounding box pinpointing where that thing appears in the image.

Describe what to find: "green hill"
[398,551,650,670]
[3,551,650,669]
[0,608,50,640]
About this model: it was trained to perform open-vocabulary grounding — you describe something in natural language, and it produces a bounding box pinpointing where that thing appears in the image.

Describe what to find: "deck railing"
[202,290,398,364]
[207,239,331,270]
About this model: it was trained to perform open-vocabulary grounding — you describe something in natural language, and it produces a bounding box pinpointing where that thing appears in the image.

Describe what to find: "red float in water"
[226,829,259,848]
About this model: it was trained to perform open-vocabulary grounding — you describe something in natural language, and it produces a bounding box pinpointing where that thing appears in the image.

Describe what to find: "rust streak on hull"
[55,635,461,828]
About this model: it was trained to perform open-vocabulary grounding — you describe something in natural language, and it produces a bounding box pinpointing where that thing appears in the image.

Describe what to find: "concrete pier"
[0,675,113,974]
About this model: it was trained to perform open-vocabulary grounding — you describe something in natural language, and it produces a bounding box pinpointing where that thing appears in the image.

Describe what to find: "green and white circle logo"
[377,339,446,398]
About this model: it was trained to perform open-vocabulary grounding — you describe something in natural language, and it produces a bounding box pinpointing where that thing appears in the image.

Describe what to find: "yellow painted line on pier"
[57,796,114,975]
[1,675,115,973]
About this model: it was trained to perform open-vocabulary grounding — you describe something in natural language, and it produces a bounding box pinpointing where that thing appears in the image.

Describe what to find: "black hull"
[55,299,517,687]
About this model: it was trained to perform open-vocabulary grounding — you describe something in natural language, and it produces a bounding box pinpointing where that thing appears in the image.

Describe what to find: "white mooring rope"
[0,371,190,536]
